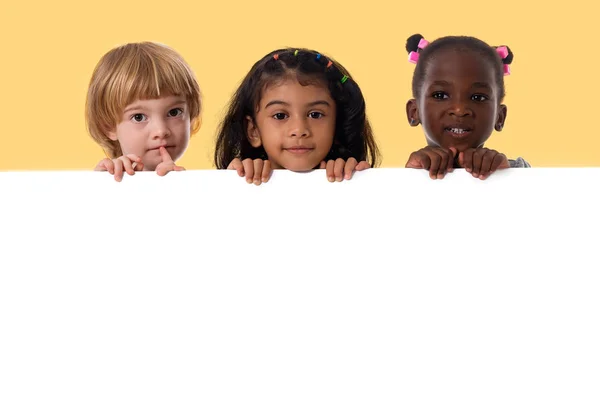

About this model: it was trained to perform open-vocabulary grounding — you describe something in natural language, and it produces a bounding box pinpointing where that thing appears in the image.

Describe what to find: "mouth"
[444,126,473,138]
[284,146,314,154]
[148,145,175,152]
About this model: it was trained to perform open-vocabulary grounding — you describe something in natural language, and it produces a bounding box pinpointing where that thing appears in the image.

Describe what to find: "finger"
[426,150,442,179]
[471,149,485,177]
[326,160,336,182]
[227,158,245,177]
[242,158,254,183]
[355,161,370,171]
[479,150,496,179]
[156,162,171,177]
[405,152,430,170]
[125,153,142,164]
[319,160,327,169]
[252,159,264,185]
[343,157,358,180]
[159,147,173,163]
[261,160,272,183]
[460,149,474,172]
[448,147,458,172]
[119,156,135,176]
[174,166,185,171]
[333,158,345,182]
[113,159,124,182]
[429,148,451,179]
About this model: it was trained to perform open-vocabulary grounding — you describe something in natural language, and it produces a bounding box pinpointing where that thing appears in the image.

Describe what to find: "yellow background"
[1,0,598,170]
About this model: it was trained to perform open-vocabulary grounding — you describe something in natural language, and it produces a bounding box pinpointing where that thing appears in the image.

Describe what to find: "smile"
[445,127,472,137]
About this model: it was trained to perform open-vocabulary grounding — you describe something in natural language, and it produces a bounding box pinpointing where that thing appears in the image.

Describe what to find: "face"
[109,95,192,171]
[406,49,507,152]
[246,77,336,171]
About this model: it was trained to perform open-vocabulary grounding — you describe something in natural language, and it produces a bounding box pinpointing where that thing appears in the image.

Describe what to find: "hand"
[405,146,457,179]
[227,158,272,185]
[156,147,186,176]
[94,153,144,182]
[458,148,510,180]
[319,157,370,182]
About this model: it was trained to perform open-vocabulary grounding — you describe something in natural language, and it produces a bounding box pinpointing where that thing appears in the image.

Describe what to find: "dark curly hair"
[406,34,514,102]
[214,47,380,169]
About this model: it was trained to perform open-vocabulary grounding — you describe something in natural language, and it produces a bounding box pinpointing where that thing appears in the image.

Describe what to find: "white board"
[1,168,599,399]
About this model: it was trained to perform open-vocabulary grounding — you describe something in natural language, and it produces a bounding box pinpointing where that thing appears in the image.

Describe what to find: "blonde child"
[86,42,201,181]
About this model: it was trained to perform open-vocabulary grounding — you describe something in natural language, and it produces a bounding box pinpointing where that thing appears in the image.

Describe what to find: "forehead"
[125,95,187,110]
[424,49,497,88]
[260,77,332,104]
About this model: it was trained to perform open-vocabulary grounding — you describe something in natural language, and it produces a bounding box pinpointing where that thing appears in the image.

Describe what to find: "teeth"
[448,128,467,134]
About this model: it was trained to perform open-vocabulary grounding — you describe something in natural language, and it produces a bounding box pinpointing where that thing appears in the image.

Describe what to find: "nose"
[448,100,473,117]
[150,118,171,140]
[288,117,310,138]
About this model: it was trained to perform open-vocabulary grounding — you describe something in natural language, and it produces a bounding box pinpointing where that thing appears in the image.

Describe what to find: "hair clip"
[408,52,419,63]
[496,46,508,59]
[340,75,349,84]
[316,53,321,60]
[294,50,299,56]
[273,54,279,60]
[408,37,429,64]
[326,60,333,68]
[503,65,511,76]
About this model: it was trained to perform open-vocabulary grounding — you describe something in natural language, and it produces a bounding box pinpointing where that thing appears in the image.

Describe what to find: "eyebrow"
[264,100,331,108]
[123,100,186,114]
[471,82,493,90]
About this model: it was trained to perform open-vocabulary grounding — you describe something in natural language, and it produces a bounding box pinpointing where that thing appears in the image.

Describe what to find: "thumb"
[319,160,326,169]
[457,151,464,167]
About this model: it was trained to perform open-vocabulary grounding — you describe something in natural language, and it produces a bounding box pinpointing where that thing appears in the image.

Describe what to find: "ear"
[406,99,420,127]
[190,116,202,135]
[245,116,262,148]
[107,130,118,141]
[495,104,507,131]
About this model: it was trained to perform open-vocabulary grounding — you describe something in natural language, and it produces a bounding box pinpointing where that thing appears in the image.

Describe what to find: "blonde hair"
[85,42,202,158]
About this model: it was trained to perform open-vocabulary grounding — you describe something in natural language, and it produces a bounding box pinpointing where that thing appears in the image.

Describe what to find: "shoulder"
[509,157,531,168]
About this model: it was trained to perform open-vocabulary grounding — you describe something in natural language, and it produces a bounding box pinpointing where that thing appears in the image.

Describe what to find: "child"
[404,34,530,180]
[214,48,380,185]
[86,42,202,182]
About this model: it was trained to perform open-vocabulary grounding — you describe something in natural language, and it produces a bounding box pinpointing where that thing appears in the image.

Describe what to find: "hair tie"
[316,53,321,60]
[340,75,349,84]
[273,54,279,60]
[294,50,299,56]
[326,60,333,68]
[408,37,429,64]
[496,46,511,75]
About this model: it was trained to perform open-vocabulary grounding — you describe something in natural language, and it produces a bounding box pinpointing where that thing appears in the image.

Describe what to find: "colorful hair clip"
[340,75,349,84]
[503,64,511,76]
[294,50,299,56]
[408,51,419,64]
[316,53,321,60]
[273,54,279,60]
[326,60,333,68]
[496,46,508,59]
[418,38,429,49]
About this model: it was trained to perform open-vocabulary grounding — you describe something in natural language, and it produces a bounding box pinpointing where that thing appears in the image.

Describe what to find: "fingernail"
[328,176,334,182]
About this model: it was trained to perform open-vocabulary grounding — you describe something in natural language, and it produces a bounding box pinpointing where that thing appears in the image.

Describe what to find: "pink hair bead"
[418,38,429,49]
[496,46,509,59]
[408,51,419,63]
[503,64,511,76]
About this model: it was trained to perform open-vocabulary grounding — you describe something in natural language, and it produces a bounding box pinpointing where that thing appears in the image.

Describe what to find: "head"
[405,34,513,152]
[86,42,202,170]
[214,48,380,171]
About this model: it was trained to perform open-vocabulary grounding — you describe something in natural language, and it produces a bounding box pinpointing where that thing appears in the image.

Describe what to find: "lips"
[285,146,314,154]
[444,126,472,138]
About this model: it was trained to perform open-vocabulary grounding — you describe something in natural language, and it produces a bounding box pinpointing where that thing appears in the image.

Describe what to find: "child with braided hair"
[404,34,530,180]
[214,48,380,184]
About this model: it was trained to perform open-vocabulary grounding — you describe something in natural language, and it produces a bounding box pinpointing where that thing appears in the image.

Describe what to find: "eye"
[131,113,147,122]
[308,111,324,119]
[168,108,183,117]
[432,92,449,100]
[472,94,489,102]
[272,113,288,120]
